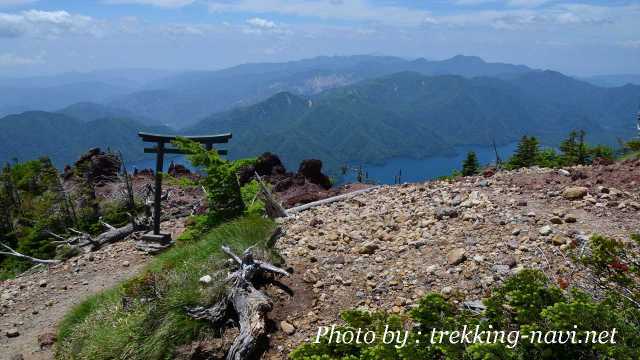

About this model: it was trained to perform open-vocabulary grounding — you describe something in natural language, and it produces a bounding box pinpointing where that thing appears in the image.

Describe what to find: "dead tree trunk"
[48,213,150,253]
[254,172,288,219]
[187,245,289,360]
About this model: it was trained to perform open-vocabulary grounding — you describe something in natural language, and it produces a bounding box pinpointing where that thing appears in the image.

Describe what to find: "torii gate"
[138,132,232,242]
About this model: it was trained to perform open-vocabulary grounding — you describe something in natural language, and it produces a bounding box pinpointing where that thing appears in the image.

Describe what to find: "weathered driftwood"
[0,243,61,265]
[188,244,289,360]
[287,186,380,214]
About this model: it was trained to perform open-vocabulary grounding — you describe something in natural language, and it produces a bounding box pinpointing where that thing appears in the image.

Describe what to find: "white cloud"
[103,0,195,8]
[209,0,437,27]
[0,10,100,38]
[246,17,276,29]
[0,52,43,66]
[206,0,635,29]
[243,17,291,35]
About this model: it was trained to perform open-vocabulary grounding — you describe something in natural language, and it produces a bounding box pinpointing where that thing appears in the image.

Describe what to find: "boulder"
[436,207,459,220]
[72,148,121,184]
[168,162,191,177]
[255,152,284,176]
[5,328,19,338]
[358,242,379,255]
[298,159,331,190]
[539,225,553,236]
[38,332,57,349]
[447,248,467,266]
[280,321,296,335]
[562,186,589,200]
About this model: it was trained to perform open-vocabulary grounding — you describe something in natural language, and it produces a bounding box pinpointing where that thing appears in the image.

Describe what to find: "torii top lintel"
[138,132,232,144]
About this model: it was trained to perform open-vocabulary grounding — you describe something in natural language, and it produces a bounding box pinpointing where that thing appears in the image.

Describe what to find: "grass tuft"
[56,215,276,360]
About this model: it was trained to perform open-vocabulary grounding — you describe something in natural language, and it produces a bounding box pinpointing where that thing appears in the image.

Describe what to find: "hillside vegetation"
[0,111,170,167]
[188,71,639,170]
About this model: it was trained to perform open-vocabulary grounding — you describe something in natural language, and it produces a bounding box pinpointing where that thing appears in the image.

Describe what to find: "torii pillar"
[138,132,231,242]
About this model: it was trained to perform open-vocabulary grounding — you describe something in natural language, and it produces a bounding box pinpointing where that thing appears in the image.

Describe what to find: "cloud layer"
[0,1,637,76]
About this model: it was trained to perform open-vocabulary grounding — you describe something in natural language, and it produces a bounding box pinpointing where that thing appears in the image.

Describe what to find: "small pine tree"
[508,136,540,169]
[462,151,480,176]
[560,130,588,165]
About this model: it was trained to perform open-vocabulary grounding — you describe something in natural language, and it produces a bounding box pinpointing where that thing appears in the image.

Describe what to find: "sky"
[0,0,638,77]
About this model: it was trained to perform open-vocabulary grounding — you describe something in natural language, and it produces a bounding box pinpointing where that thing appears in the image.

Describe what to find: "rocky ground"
[264,159,640,358]
[3,157,639,360]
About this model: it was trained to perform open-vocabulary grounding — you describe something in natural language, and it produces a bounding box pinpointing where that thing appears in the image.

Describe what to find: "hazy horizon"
[0,0,639,78]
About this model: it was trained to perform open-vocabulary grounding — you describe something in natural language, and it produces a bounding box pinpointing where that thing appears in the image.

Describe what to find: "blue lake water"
[129,143,518,185]
[339,143,518,185]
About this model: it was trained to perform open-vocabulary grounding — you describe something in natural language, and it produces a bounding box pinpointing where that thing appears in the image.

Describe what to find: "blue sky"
[0,0,638,76]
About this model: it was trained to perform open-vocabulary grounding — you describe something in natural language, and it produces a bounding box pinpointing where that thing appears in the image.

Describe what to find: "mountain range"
[0,55,638,171]
[0,111,169,167]
[187,70,639,170]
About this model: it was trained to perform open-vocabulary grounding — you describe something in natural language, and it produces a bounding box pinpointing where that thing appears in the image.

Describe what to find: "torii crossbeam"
[138,132,232,242]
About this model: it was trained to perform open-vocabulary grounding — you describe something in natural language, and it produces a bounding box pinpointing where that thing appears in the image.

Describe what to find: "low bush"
[293,234,640,359]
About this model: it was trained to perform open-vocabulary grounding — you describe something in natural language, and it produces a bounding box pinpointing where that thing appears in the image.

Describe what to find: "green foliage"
[174,138,245,227]
[437,170,462,181]
[559,130,589,165]
[461,151,480,177]
[56,215,277,360]
[229,157,257,174]
[588,145,614,162]
[0,156,139,278]
[0,158,72,274]
[292,267,640,360]
[507,136,540,169]
[55,244,81,261]
[627,139,640,152]
[505,130,617,170]
[535,148,563,168]
[240,179,265,216]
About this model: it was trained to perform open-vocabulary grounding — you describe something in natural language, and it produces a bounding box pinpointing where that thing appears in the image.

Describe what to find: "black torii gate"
[138,132,232,242]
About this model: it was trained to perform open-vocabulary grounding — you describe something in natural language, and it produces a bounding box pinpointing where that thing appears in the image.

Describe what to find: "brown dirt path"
[0,219,187,360]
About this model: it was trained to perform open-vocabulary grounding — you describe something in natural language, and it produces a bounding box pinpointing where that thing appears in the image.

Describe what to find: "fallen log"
[188,245,289,360]
[47,213,151,253]
[287,186,380,214]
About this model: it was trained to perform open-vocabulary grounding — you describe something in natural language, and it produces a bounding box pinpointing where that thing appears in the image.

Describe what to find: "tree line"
[458,130,639,177]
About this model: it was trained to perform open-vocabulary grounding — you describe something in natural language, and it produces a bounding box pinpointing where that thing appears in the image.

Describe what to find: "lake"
[339,143,518,185]
[129,143,518,185]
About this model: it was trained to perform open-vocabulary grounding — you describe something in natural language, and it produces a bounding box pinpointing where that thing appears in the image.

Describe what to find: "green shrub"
[626,139,640,152]
[461,151,480,177]
[240,179,265,216]
[174,138,245,227]
[292,267,640,360]
[507,136,540,169]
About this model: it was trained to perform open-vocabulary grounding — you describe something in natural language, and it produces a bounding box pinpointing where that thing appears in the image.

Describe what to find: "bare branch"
[256,260,289,277]
[0,242,61,265]
[99,219,117,231]
[222,245,243,265]
[45,230,67,241]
